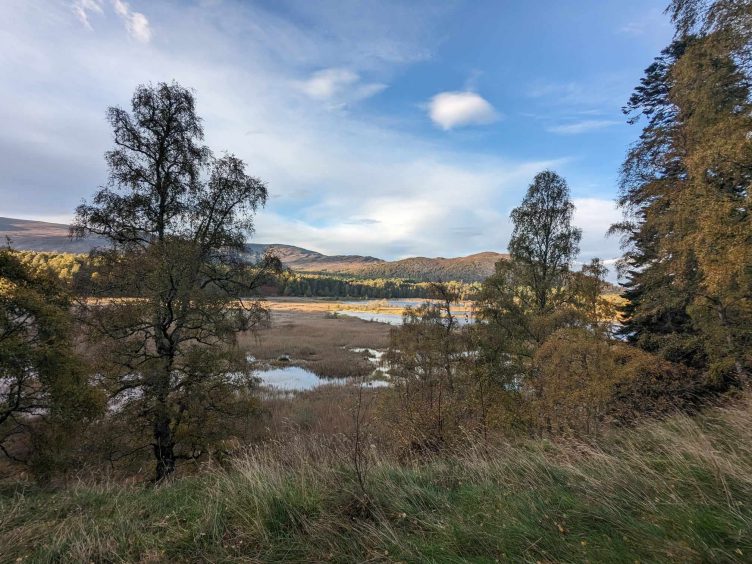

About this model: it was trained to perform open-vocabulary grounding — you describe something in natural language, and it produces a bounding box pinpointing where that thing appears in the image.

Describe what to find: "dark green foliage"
[508,170,581,312]
[0,247,101,474]
[74,82,280,480]
[276,271,480,299]
[475,170,587,403]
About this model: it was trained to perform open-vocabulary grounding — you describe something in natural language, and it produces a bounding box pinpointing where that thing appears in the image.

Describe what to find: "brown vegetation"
[239,302,390,378]
[261,385,388,440]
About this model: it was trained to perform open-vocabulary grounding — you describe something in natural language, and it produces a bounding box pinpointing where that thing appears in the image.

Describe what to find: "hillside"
[346,251,508,282]
[1,217,505,282]
[243,243,384,272]
[0,216,106,253]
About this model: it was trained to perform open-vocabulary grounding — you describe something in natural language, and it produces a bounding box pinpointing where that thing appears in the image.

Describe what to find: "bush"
[530,328,710,435]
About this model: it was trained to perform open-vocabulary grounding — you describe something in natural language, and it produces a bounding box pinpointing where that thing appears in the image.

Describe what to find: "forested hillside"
[338,251,508,282]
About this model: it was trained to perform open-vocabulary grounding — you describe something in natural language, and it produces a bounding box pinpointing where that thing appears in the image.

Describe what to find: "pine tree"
[614,3,752,383]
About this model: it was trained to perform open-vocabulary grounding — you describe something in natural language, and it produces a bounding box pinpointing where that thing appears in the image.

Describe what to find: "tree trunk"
[153,410,175,481]
[152,344,176,482]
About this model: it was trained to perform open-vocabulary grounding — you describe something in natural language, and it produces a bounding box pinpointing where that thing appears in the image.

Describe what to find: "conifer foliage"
[614,1,752,385]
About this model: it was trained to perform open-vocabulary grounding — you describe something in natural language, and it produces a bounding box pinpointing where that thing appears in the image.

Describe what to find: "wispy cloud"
[73,0,151,43]
[427,91,500,130]
[547,119,619,135]
[297,68,386,107]
[527,76,632,110]
[112,0,151,43]
[73,0,103,30]
[620,8,671,37]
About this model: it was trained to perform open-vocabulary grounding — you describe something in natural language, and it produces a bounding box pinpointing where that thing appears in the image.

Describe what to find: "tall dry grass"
[2,398,752,561]
[260,385,390,440]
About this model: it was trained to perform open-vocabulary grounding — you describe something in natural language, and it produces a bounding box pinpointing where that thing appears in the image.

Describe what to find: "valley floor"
[242,298,393,380]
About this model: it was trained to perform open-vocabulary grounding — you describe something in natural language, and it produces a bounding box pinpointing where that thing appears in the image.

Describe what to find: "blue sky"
[0,0,672,273]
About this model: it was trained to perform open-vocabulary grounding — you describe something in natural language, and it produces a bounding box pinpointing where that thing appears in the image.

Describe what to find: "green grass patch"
[3,402,752,562]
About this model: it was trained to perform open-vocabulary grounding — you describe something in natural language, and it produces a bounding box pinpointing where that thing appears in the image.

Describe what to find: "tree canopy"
[74,82,280,480]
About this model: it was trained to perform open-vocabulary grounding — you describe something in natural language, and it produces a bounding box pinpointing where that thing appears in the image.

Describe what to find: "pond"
[335,310,405,324]
[257,365,389,391]
[335,299,475,325]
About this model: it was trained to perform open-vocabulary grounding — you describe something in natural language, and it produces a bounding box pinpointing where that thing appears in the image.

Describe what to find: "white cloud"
[428,91,499,130]
[301,68,358,99]
[547,119,620,135]
[112,0,151,43]
[297,68,386,106]
[73,0,103,29]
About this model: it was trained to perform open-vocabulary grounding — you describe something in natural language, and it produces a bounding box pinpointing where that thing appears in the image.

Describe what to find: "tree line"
[9,250,481,300]
[276,271,479,299]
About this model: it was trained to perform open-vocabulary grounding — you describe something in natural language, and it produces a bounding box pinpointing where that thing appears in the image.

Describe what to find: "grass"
[3,399,752,562]
[240,304,390,378]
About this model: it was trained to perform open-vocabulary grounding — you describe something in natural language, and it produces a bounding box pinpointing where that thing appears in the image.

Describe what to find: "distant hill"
[244,244,506,282]
[243,243,385,272]
[329,252,508,282]
[0,216,107,253]
[1,217,506,283]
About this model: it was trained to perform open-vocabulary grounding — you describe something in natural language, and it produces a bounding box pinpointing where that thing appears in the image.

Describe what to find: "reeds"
[238,310,389,378]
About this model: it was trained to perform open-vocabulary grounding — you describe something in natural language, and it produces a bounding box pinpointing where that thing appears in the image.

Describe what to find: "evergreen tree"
[611,39,706,367]
[614,3,752,383]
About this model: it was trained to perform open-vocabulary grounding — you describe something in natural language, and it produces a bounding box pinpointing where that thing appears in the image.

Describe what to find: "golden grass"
[238,306,390,378]
[258,297,474,316]
[260,385,389,440]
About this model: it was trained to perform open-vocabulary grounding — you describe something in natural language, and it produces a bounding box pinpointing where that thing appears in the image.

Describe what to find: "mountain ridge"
[0,217,506,282]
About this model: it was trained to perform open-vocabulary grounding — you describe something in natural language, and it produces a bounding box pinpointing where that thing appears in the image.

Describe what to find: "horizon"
[1,1,672,275]
[0,215,509,262]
